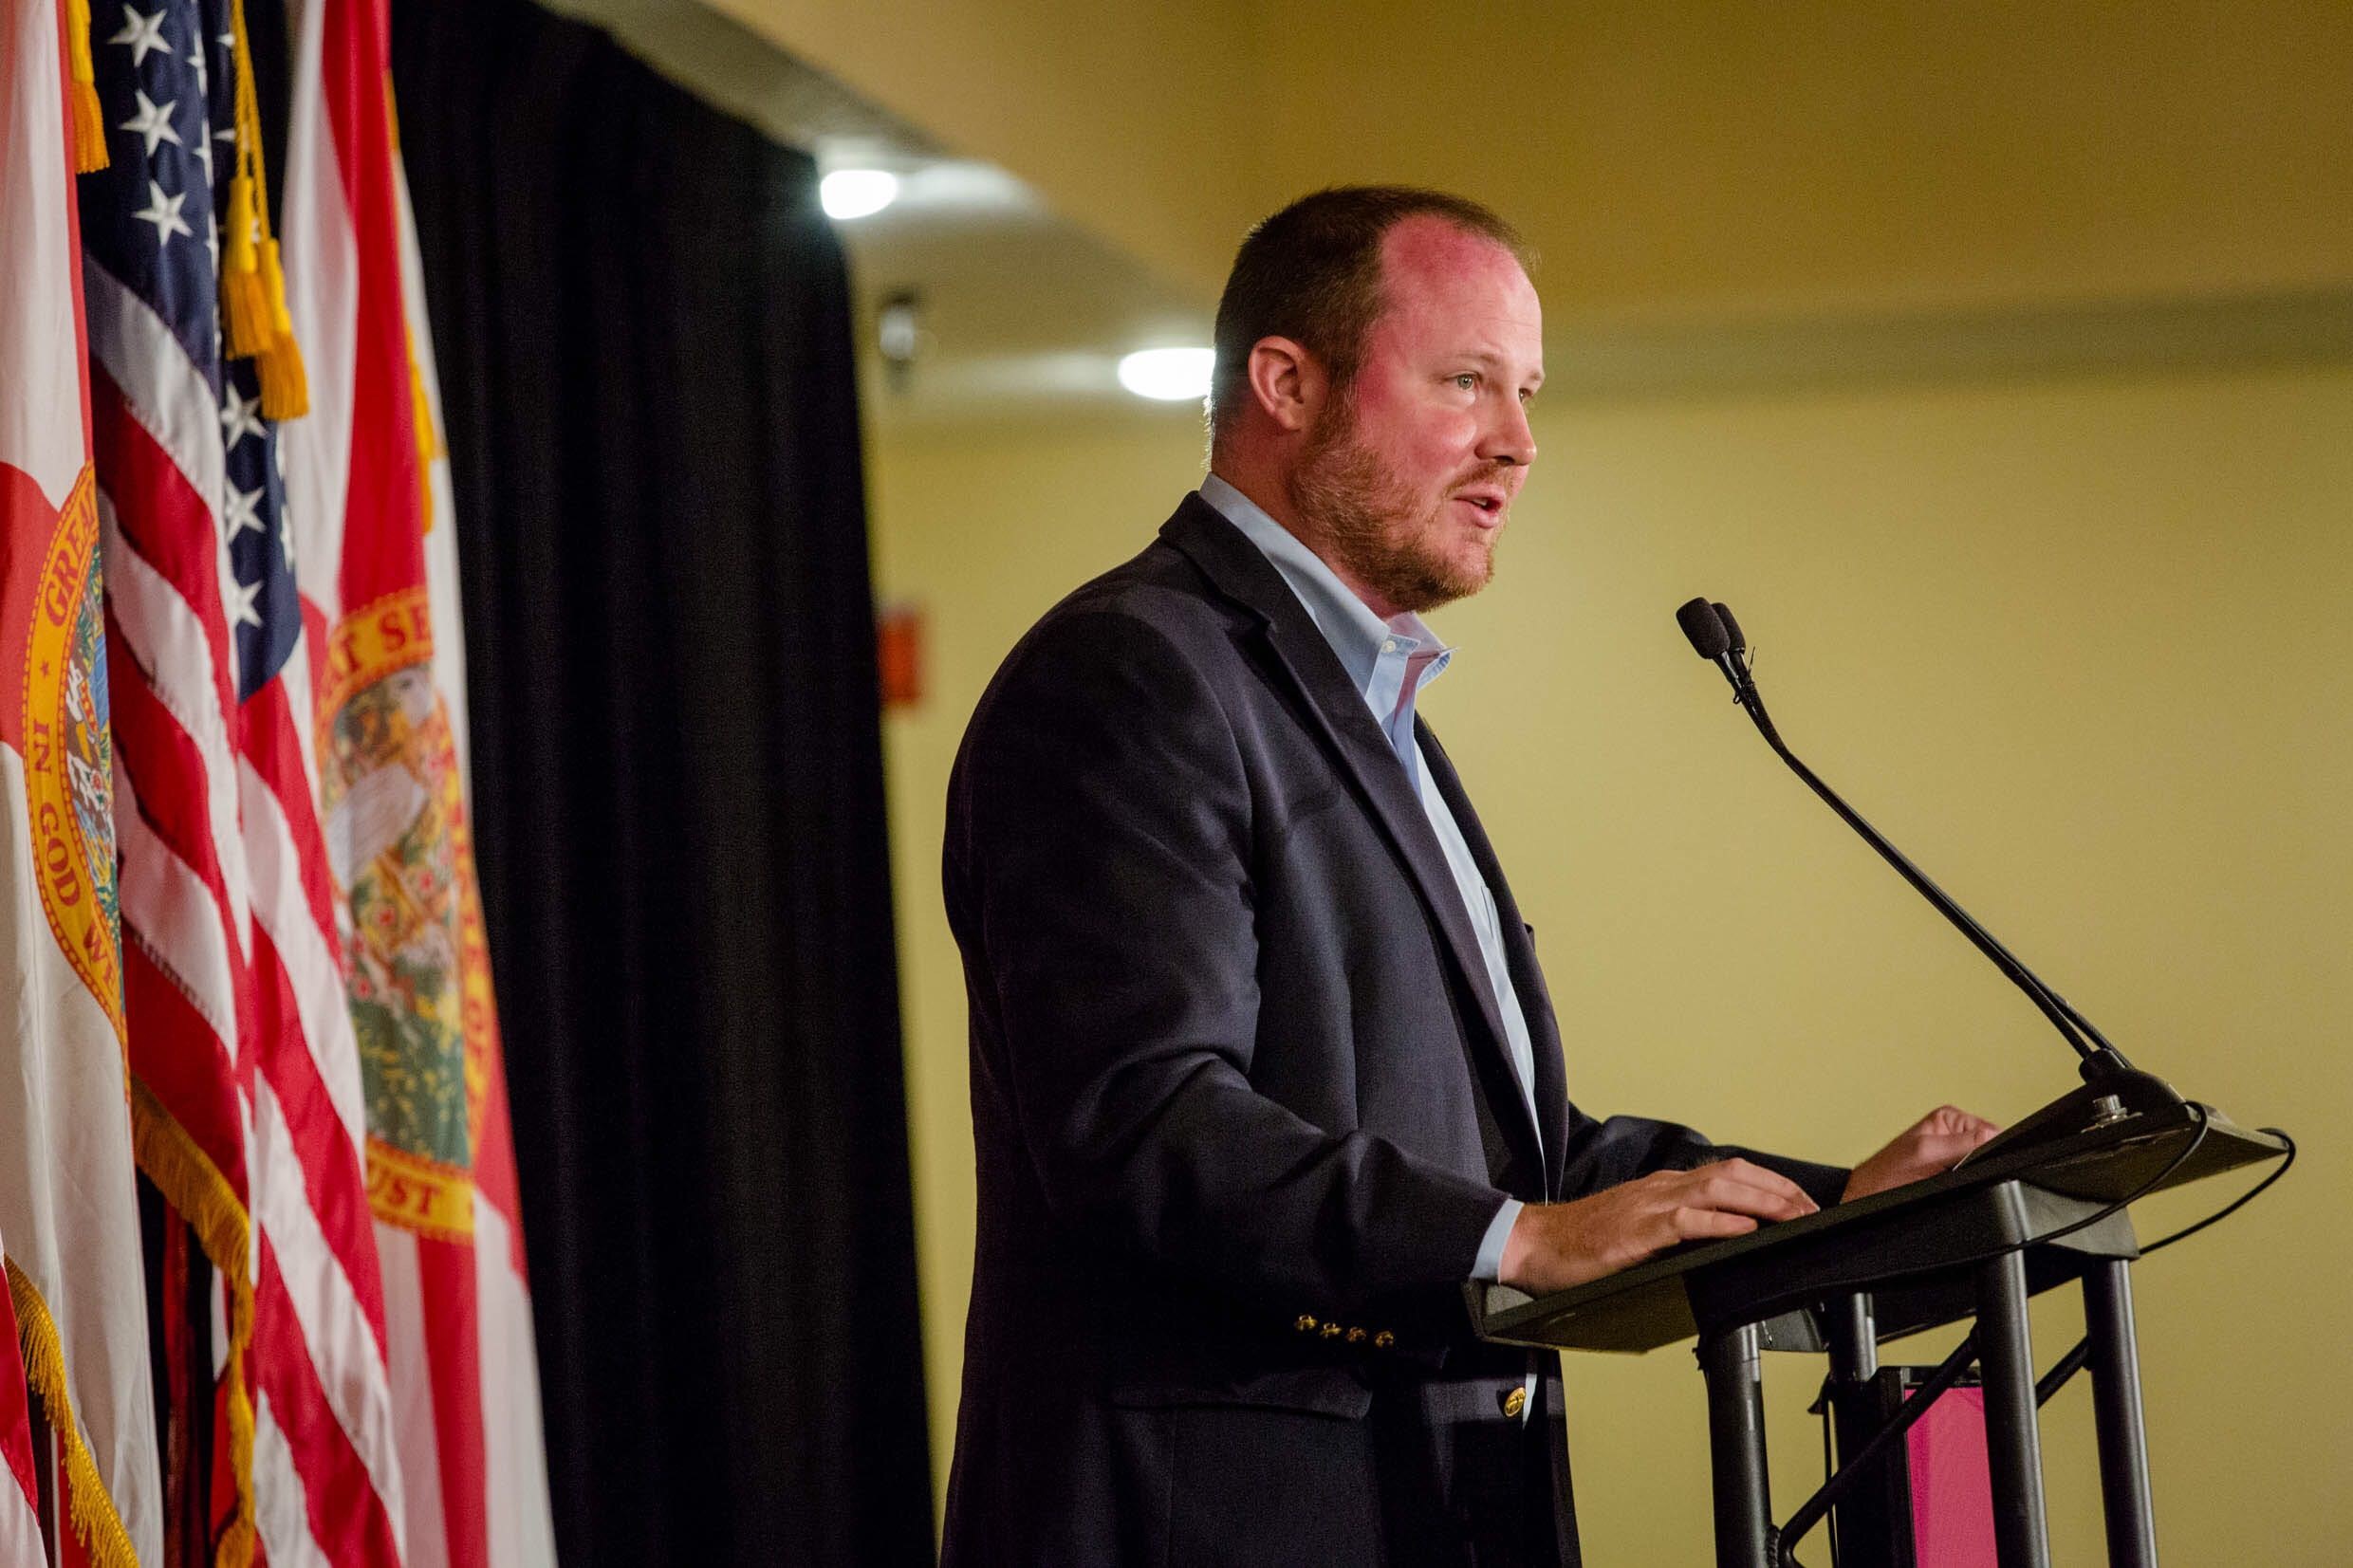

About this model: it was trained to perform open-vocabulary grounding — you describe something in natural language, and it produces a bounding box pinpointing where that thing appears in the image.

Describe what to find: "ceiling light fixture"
[821,169,899,221]
[1117,347,1214,402]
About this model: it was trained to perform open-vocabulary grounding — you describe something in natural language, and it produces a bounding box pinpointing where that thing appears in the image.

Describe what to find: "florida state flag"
[278,0,558,1561]
[0,1,163,1561]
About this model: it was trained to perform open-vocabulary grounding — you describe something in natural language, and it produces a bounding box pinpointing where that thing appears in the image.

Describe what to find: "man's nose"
[1481,398,1538,468]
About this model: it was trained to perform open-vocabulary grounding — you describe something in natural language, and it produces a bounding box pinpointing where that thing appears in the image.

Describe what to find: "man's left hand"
[1841,1106,2002,1202]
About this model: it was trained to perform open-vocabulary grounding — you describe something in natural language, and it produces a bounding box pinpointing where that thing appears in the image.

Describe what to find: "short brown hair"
[1207,186,1529,440]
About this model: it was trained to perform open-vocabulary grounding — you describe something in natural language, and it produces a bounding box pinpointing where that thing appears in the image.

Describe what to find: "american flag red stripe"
[252,1205,402,1566]
[243,677,345,964]
[85,371,236,691]
[247,926,382,1342]
[100,630,235,928]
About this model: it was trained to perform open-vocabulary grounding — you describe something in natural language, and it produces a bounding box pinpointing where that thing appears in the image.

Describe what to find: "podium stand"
[1469,1100,2289,1567]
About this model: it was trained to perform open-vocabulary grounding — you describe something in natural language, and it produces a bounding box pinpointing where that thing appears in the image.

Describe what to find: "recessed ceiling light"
[821,169,899,221]
[1117,347,1214,401]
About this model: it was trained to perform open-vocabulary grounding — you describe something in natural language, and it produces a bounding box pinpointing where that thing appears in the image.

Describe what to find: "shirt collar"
[1197,473,1452,701]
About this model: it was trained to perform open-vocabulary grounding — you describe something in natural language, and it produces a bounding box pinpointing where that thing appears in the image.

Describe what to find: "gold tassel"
[256,241,309,416]
[222,177,273,358]
[209,0,310,420]
[262,239,296,339]
[65,0,109,173]
[257,335,310,420]
[224,175,260,285]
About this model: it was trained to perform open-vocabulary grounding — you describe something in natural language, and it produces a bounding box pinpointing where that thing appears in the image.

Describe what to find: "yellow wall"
[873,362,2353,1561]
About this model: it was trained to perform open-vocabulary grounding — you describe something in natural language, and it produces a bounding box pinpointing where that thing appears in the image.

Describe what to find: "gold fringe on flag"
[130,1084,260,1568]
[65,0,109,172]
[222,0,308,417]
[389,82,435,530]
[6,1261,140,1568]
[408,326,439,532]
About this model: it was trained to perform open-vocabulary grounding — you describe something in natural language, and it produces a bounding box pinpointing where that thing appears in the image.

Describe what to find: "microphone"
[1676,597,1747,695]
[1676,596,1730,657]
[1674,596,2181,1152]
[1711,601,1745,656]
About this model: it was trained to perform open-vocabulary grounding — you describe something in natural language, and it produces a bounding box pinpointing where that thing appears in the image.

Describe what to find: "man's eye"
[1453,373,1479,391]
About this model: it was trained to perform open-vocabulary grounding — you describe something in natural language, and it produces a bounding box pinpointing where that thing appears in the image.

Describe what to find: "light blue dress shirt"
[1198,474,1537,1282]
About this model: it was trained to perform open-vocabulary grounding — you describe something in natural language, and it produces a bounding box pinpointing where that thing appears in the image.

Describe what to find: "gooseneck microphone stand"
[1672,597,2185,1152]
[1466,600,2294,1568]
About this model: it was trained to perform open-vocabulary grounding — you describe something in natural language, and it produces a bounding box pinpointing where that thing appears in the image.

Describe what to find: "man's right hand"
[1496,1159,1819,1296]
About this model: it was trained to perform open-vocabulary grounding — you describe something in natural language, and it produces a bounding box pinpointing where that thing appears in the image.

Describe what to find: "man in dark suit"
[940,187,1994,1566]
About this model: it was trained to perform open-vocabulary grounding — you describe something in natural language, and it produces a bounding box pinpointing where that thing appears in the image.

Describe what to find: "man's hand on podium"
[1497,1159,1819,1297]
[1839,1105,2001,1203]
[1494,1108,2002,1296]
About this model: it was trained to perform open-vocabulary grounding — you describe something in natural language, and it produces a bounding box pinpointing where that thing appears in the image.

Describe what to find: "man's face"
[1286,217,1545,618]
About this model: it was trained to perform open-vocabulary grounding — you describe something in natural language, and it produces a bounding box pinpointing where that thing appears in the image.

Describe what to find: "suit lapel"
[1160,497,1544,1175]
[1417,723,1571,1199]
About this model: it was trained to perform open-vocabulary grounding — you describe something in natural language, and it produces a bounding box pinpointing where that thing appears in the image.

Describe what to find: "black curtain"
[386,3,933,1561]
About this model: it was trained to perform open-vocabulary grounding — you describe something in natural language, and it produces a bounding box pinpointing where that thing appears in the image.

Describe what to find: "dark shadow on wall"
[388,1,933,1560]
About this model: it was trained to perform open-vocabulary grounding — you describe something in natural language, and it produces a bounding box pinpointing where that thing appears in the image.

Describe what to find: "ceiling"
[531,0,2353,429]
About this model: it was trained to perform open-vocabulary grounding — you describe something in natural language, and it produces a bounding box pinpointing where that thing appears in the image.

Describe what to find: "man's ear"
[1246,337,1323,434]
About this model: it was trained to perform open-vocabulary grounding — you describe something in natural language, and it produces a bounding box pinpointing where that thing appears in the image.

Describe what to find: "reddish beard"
[1286,392,1500,615]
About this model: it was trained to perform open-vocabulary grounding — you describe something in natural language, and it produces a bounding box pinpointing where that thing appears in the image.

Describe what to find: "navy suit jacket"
[940,495,1843,1565]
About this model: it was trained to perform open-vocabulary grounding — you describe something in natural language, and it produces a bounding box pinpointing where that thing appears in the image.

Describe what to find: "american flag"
[80,1,407,1562]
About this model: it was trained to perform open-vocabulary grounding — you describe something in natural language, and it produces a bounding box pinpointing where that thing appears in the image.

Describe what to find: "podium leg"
[2084,1260,2158,1566]
[1976,1250,2053,1568]
[1699,1321,1772,1568]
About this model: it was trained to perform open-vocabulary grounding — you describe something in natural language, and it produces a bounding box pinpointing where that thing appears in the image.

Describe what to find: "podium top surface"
[1471,1100,2287,1356]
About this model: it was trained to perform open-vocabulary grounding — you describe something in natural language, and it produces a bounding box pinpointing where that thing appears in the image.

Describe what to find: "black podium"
[1470,1098,2289,1567]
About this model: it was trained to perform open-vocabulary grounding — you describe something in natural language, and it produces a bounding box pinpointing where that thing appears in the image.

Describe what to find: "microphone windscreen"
[1712,601,1747,654]
[1677,597,1730,658]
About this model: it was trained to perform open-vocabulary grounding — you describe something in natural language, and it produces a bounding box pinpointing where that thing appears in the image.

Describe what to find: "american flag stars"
[107,5,172,69]
[221,383,266,448]
[119,88,182,158]
[87,0,217,354]
[222,480,264,540]
[227,574,264,631]
[131,178,193,248]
